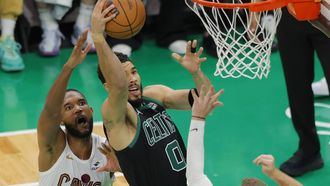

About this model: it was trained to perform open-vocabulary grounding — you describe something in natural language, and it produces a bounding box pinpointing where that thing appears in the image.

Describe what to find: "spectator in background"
[0,0,24,72]
[35,0,96,57]
[110,0,189,56]
[276,8,329,177]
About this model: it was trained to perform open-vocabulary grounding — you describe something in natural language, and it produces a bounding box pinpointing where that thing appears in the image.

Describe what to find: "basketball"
[103,0,146,39]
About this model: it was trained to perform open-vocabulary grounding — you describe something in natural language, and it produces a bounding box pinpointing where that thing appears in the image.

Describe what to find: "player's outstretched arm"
[91,0,127,130]
[37,31,92,171]
[186,85,223,186]
[253,154,303,186]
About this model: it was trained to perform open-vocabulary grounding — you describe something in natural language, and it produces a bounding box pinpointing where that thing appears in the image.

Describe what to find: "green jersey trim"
[129,114,141,148]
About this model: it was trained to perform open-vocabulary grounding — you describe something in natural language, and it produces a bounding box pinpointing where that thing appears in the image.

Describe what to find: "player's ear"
[103,82,110,92]
[90,107,94,113]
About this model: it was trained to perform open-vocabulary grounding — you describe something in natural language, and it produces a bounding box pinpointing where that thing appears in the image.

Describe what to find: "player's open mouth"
[129,87,138,91]
[129,86,140,95]
[76,115,87,125]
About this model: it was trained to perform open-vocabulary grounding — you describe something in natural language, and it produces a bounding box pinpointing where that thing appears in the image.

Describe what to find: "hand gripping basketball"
[103,0,146,39]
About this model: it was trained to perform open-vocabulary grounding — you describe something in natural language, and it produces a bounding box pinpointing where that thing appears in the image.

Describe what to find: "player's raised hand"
[91,0,117,36]
[97,141,122,173]
[172,40,207,74]
[65,30,92,69]
[192,85,224,119]
[253,154,276,177]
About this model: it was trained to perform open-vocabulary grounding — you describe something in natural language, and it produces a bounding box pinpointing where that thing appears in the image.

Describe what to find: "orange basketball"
[103,0,146,39]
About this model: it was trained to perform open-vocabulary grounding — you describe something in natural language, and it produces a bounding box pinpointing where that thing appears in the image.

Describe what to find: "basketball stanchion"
[309,0,330,38]
[185,0,325,79]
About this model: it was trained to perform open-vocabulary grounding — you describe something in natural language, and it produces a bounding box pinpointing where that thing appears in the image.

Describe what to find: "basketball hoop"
[185,0,321,79]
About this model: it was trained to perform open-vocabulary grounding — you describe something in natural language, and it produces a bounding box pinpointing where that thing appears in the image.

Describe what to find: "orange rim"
[191,0,318,12]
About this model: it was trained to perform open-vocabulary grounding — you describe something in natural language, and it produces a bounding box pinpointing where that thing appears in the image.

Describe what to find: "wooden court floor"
[1,39,330,185]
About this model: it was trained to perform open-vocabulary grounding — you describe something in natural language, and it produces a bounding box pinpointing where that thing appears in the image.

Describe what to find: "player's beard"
[64,117,94,139]
[128,83,143,108]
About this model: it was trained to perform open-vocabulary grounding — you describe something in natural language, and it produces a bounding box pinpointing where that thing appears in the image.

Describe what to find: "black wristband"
[188,88,199,107]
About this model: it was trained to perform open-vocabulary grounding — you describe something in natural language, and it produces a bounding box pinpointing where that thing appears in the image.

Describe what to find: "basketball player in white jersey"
[186,86,223,186]
[37,30,120,186]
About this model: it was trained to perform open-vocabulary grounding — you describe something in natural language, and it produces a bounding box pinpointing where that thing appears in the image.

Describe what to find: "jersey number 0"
[165,140,186,172]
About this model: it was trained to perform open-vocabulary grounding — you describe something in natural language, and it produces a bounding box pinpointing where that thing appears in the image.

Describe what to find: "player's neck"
[67,135,93,160]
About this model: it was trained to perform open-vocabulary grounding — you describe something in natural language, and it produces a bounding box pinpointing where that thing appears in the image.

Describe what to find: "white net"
[186,0,282,79]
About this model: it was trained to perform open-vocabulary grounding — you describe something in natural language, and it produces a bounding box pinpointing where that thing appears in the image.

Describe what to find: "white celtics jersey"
[39,134,113,186]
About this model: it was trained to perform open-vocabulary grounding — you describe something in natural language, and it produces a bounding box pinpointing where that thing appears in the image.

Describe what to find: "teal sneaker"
[0,37,25,72]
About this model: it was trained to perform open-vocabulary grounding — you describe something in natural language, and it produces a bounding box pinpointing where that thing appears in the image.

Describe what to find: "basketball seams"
[130,0,140,26]
[107,16,145,37]
[111,0,141,26]
[118,0,134,34]
[104,0,145,39]
[107,14,145,38]
[111,0,135,27]
[107,5,145,34]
